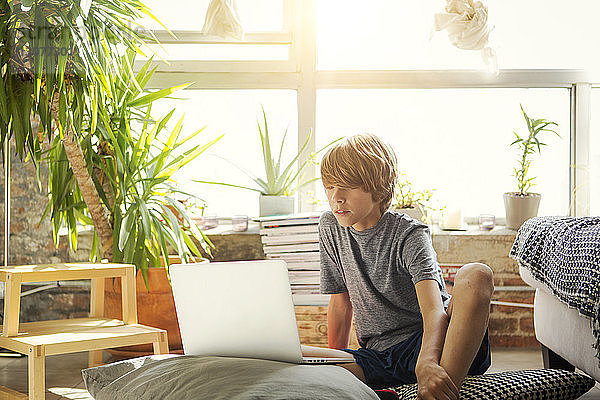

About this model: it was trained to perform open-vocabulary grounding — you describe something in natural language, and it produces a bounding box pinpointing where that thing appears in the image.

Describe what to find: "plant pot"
[503,192,541,230]
[394,205,425,222]
[104,256,209,359]
[259,194,295,216]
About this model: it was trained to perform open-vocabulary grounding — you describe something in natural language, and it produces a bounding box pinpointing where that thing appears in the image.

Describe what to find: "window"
[315,88,570,218]
[317,0,600,70]
[141,0,285,32]
[152,89,298,217]
[137,0,596,219]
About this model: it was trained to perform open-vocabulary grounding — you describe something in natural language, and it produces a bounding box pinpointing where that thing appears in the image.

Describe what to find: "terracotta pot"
[104,256,209,358]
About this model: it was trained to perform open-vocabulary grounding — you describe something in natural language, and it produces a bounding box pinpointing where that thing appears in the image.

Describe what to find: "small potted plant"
[504,104,559,230]
[392,173,436,223]
[197,107,340,216]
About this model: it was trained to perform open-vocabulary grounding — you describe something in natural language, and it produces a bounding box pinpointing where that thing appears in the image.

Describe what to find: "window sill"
[200,222,516,238]
[432,224,517,238]
[200,221,261,236]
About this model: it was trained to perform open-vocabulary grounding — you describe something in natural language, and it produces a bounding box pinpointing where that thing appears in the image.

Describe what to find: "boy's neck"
[351,208,384,231]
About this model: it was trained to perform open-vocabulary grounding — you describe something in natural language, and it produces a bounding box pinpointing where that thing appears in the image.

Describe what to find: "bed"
[520,266,600,381]
[512,216,600,382]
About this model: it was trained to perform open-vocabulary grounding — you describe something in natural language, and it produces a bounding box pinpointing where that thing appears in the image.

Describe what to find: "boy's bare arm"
[327,291,353,349]
[414,279,459,400]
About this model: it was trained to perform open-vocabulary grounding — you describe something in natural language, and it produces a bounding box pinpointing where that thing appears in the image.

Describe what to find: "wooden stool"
[0,263,169,400]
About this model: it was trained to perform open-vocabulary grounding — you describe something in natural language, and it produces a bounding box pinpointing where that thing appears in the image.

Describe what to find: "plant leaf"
[128,83,192,108]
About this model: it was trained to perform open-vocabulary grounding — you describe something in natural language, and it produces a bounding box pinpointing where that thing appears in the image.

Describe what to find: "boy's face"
[323,183,382,231]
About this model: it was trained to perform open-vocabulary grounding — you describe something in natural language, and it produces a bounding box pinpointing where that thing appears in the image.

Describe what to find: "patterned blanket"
[509,216,600,362]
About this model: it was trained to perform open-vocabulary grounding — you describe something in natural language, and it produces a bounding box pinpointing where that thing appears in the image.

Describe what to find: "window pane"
[590,90,600,216]
[151,90,298,217]
[317,0,600,70]
[315,89,570,221]
[142,0,284,32]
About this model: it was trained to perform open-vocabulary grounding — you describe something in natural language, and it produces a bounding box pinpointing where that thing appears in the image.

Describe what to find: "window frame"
[140,0,595,217]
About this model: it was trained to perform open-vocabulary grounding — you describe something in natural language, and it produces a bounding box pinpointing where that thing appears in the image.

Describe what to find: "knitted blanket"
[509,216,600,362]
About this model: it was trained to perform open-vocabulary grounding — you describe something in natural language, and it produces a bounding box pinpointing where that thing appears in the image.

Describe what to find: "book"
[263,243,319,254]
[288,270,320,285]
[290,284,321,292]
[292,292,330,306]
[285,261,321,271]
[255,212,321,228]
[267,252,320,262]
[261,233,319,245]
[254,212,321,223]
[259,224,319,236]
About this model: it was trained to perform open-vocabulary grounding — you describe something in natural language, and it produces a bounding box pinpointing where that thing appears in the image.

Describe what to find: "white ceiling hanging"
[434,0,498,75]
[201,0,244,40]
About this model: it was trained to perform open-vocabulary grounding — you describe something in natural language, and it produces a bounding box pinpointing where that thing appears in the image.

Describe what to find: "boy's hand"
[415,361,459,400]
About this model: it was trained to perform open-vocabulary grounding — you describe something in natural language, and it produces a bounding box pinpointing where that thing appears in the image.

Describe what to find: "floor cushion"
[82,354,380,400]
[379,369,595,400]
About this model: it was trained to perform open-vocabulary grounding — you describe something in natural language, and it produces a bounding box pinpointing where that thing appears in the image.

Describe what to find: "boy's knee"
[454,263,494,298]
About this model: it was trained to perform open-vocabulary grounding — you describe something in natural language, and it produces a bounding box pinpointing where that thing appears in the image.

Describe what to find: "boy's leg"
[301,345,366,382]
[439,262,494,388]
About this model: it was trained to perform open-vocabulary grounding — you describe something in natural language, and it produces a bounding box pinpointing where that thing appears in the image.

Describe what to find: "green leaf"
[118,206,137,251]
[0,78,8,123]
[134,57,155,92]
[138,198,152,235]
[128,83,193,108]
[90,230,99,262]
[193,180,263,193]
[258,107,275,188]
[162,205,185,255]
[152,213,172,263]
[156,134,222,179]
[90,85,98,134]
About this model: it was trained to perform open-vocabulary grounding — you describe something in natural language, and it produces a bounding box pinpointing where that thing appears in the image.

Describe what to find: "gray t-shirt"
[319,210,451,351]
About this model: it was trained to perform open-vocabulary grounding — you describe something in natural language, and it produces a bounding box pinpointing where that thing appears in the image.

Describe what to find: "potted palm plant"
[1,0,220,354]
[504,105,559,230]
[197,107,340,216]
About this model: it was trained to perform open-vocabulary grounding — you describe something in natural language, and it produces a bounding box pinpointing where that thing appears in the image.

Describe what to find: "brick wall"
[0,144,71,266]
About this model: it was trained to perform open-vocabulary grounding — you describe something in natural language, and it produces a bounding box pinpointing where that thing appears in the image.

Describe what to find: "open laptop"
[169,260,355,364]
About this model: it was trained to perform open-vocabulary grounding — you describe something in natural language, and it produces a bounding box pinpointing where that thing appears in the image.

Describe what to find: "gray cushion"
[82,354,380,400]
[384,369,595,400]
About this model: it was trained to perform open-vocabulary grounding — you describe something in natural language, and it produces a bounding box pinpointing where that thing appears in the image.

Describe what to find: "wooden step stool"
[0,263,169,400]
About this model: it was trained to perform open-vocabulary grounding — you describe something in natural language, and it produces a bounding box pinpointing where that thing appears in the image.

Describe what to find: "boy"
[302,134,493,400]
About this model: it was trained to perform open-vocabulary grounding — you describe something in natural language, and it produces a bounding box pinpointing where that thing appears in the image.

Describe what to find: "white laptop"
[169,260,355,364]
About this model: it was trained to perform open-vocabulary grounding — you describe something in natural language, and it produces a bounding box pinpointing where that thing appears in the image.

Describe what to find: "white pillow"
[83,355,380,400]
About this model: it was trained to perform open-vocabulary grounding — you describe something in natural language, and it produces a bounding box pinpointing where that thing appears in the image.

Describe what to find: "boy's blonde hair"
[321,134,397,213]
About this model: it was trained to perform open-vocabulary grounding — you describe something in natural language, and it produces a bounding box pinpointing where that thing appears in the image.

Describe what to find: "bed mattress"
[520,266,600,382]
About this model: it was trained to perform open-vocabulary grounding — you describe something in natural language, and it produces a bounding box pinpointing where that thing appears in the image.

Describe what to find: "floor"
[0,348,597,399]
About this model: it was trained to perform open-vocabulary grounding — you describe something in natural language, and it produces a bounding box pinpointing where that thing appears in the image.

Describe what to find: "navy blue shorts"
[343,329,491,389]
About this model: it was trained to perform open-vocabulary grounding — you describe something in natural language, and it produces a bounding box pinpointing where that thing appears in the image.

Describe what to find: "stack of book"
[257,213,329,306]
